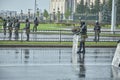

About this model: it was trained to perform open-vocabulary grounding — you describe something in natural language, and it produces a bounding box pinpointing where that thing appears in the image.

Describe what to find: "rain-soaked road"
[0,47,120,80]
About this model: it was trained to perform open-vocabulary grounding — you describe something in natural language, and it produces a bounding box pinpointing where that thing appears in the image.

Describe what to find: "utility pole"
[28,9,32,19]
[34,0,37,18]
[21,10,23,20]
[111,0,117,33]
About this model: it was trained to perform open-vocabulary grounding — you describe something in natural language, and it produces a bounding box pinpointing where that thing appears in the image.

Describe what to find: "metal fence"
[0,29,120,42]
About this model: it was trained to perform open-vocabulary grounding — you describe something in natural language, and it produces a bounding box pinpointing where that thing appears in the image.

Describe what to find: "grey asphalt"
[0,47,120,80]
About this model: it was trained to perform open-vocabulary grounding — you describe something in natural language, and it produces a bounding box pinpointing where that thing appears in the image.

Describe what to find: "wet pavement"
[0,47,120,80]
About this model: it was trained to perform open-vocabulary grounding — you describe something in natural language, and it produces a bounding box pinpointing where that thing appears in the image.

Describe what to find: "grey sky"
[0,0,50,13]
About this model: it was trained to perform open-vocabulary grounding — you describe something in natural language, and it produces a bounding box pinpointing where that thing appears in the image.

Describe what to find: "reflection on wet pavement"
[0,47,120,80]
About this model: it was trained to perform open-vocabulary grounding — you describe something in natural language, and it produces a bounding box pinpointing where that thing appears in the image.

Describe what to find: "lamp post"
[28,9,32,19]
[34,0,37,18]
[10,12,12,18]
[85,1,88,23]
[79,17,81,23]
[36,8,40,18]
[111,0,117,33]
[20,10,23,20]
[50,13,52,22]
[89,2,93,14]
[57,7,60,23]
[60,13,63,22]
[53,9,55,22]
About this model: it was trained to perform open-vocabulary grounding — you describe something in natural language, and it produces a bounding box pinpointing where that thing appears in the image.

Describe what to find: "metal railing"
[0,29,120,42]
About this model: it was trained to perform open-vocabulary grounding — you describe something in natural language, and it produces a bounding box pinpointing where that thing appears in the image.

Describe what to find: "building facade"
[49,0,106,14]
[49,0,77,14]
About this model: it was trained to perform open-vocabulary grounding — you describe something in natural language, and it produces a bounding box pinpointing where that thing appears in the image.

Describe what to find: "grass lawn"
[18,23,64,30]
[0,41,117,47]
[0,23,67,31]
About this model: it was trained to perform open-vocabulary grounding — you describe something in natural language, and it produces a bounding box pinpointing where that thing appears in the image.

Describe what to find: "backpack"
[34,20,39,26]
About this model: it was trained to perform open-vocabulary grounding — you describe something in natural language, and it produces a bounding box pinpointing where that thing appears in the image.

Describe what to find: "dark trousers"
[26,34,29,41]
[33,25,37,32]
[3,27,6,35]
[15,31,19,40]
[8,27,12,40]
[78,41,85,54]
[26,29,30,41]
[9,31,12,40]
[94,31,100,42]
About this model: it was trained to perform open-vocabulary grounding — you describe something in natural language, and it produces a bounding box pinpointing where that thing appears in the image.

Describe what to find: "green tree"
[84,2,90,13]
[57,8,61,22]
[108,0,112,11]
[102,4,111,22]
[76,0,85,13]
[93,0,100,13]
[116,0,120,23]
[43,9,49,20]
[65,9,71,22]
[117,0,120,13]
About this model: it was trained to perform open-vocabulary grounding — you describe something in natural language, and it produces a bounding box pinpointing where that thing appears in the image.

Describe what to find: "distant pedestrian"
[25,19,30,41]
[33,17,39,32]
[12,17,16,28]
[14,19,20,40]
[3,19,7,35]
[77,21,87,54]
[94,21,101,42]
[7,20,13,40]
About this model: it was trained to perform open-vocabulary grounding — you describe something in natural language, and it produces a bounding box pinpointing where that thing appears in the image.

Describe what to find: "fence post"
[21,29,23,42]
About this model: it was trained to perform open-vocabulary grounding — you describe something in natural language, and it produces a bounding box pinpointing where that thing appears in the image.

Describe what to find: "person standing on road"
[25,19,30,41]
[33,17,39,32]
[14,19,20,40]
[94,21,101,42]
[77,21,87,54]
[3,19,7,36]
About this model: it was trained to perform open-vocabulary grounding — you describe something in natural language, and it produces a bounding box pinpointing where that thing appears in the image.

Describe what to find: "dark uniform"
[15,19,20,40]
[77,22,87,54]
[3,19,7,35]
[94,21,101,42]
[33,17,39,32]
[25,19,30,41]
[8,20,13,40]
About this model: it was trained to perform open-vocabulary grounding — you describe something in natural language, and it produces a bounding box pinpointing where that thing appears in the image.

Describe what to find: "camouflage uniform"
[8,20,13,40]
[33,17,39,32]
[15,19,20,40]
[77,22,87,54]
[3,19,7,35]
[25,19,30,41]
[94,22,101,42]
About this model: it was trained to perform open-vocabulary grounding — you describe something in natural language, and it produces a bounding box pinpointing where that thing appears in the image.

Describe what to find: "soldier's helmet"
[96,21,99,24]
[82,21,85,25]
[26,19,29,22]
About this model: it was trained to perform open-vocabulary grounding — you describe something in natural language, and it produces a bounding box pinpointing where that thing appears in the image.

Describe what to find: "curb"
[0,45,116,48]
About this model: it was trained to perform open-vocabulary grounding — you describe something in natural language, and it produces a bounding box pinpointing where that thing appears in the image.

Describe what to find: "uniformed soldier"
[14,19,20,40]
[12,17,16,28]
[8,20,13,40]
[25,19,30,41]
[33,17,39,32]
[77,21,87,54]
[94,21,101,42]
[3,19,7,35]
